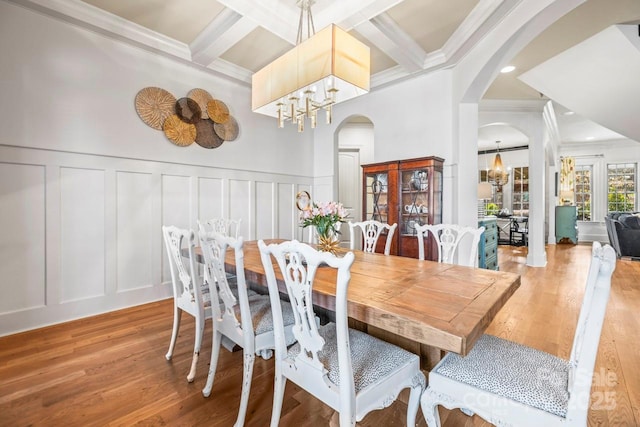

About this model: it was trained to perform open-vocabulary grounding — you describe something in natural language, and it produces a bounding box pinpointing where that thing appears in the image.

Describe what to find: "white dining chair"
[415,223,485,266]
[348,220,397,255]
[199,231,297,427]
[197,218,250,295]
[420,242,617,427]
[258,239,425,427]
[198,217,242,239]
[162,225,211,383]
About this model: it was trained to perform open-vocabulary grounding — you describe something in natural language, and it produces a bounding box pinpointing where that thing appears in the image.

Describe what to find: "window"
[575,165,592,221]
[607,163,636,213]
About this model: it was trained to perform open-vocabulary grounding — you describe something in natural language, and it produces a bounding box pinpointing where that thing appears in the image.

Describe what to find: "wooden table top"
[225,239,521,356]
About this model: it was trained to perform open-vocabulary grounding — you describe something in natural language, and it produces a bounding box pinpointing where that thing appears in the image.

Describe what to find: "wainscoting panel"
[229,179,251,240]
[0,162,46,314]
[197,177,224,224]
[255,181,275,240]
[60,167,106,303]
[0,145,313,336]
[278,183,295,240]
[117,171,155,292]
[160,174,191,284]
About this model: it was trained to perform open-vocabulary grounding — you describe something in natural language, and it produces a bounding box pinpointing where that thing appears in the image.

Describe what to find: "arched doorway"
[336,115,374,248]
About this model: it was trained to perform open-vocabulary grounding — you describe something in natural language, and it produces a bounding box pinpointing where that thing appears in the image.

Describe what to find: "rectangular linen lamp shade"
[251,24,370,118]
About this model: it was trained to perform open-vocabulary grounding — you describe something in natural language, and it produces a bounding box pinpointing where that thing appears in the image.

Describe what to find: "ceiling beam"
[216,0,298,43]
[365,13,426,73]
[190,10,257,67]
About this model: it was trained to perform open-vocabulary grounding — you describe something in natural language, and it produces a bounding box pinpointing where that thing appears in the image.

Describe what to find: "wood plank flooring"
[1,244,638,426]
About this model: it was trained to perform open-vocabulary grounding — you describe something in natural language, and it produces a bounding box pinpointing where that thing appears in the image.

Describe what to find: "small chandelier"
[251,0,370,132]
[488,140,509,192]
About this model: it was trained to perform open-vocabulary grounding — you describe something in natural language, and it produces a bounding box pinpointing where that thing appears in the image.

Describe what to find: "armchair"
[605,212,640,258]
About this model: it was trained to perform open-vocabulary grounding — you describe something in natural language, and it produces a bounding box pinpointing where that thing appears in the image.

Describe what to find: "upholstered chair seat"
[289,324,421,394]
[432,334,570,417]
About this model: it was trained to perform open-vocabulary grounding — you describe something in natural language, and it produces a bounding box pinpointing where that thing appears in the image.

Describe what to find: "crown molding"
[370,65,410,88]
[207,58,252,85]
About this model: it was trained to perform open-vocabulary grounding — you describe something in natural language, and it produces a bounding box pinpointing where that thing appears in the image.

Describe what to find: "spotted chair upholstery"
[259,239,425,427]
[289,324,420,394]
[434,334,570,417]
[199,231,297,427]
[420,242,617,427]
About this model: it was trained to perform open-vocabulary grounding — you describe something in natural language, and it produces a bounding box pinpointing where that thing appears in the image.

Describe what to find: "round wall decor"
[163,114,196,146]
[175,97,202,124]
[195,119,224,149]
[213,116,239,141]
[135,87,239,148]
[187,88,214,119]
[207,99,230,124]
[135,87,176,130]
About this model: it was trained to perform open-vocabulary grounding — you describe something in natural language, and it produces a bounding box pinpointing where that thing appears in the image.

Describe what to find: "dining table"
[211,239,521,370]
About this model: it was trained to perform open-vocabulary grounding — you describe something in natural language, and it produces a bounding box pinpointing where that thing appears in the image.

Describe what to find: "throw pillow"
[621,215,640,230]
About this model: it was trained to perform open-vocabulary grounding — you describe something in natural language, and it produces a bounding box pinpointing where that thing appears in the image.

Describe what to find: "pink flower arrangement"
[300,201,348,239]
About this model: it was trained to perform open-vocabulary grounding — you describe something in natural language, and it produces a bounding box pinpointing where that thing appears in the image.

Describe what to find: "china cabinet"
[512,166,529,214]
[362,156,444,259]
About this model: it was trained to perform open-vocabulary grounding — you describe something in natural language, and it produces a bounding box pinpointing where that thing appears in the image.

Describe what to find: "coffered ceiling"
[12,0,640,147]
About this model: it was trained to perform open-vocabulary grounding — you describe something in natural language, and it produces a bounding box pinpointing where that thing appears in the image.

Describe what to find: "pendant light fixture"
[488,141,509,191]
[251,0,370,132]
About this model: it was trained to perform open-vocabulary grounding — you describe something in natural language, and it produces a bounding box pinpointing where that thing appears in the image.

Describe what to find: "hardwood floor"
[1,244,638,426]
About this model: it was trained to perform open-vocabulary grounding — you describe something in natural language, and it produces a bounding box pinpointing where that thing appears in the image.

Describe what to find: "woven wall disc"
[195,119,224,149]
[135,87,176,130]
[206,99,230,124]
[163,114,196,146]
[175,97,202,124]
[213,116,239,141]
[187,88,213,119]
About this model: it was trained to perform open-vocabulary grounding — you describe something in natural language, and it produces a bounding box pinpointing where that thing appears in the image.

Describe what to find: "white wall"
[311,70,456,221]
[0,2,314,336]
[0,1,313,174]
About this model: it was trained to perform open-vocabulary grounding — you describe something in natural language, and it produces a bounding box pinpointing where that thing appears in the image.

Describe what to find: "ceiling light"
[251,0,370,132]
[563,111,575,116]
[488,141,509,192]
[586,136,595,140]
[500,65,515,73]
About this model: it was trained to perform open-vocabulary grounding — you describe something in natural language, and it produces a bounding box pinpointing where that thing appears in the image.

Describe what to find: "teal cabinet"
[556,206,578,244]
[478,217,499,270]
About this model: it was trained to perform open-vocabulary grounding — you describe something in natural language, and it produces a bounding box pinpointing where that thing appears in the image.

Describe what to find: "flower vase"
[317,232,340,255]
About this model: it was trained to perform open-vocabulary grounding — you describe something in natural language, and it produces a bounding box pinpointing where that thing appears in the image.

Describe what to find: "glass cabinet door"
[365,172,389,222]
[433,169,442,225]
[512,166,529,214]
[400,168,430,236]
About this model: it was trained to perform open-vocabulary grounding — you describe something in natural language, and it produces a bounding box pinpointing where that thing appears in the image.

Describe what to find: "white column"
[527,123,547,267]
[455,103,480,228]
[548,165,557,244]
